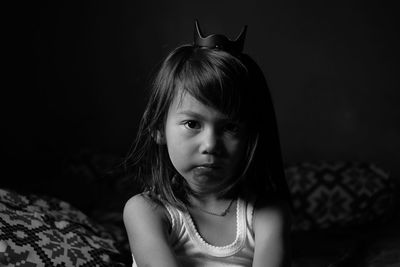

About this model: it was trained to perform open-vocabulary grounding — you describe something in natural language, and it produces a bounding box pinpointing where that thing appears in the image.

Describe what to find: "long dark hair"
[125,44,290,209]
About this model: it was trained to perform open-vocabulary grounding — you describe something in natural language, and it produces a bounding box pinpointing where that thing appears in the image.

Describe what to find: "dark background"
[3,3,399,204]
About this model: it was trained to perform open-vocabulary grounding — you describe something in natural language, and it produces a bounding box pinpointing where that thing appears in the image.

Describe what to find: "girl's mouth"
[197,163,221,170]
[192,164,223,176]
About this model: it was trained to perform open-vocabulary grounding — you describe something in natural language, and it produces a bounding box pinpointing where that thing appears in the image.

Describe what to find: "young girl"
[123,21,292,267]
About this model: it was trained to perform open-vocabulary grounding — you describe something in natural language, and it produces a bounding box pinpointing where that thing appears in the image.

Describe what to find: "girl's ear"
[153,130,166,144]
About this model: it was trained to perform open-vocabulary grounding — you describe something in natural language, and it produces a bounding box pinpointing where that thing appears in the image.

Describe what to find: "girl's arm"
[252,199,291,267]
[123,194,180,267]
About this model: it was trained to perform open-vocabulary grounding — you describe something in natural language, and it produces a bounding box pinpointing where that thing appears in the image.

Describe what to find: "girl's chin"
[190,170,221,184]
[180,168,231,193]
[187,176,226,194]
[190,175,214,187]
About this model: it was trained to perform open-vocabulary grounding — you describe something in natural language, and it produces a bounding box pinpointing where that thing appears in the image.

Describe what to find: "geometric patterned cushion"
[0,188,125,266]
[285,161,396,231]
[90,211,132,265]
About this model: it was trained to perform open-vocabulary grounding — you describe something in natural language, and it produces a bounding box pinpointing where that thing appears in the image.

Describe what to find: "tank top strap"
[162,202,176,228]
[245,196,256,237]
[162,201,188,233]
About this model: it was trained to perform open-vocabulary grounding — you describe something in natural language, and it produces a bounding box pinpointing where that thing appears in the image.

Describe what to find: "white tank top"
[132,198,255,267]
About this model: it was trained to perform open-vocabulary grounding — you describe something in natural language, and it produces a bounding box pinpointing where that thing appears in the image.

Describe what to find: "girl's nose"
[199,129,220,155]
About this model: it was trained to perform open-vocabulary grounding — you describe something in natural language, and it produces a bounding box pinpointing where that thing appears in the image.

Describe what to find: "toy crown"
[194,20,247,53]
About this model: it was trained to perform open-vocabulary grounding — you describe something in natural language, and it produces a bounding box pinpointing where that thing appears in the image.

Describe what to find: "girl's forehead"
[169,90,228,120]
[174,90,200,108]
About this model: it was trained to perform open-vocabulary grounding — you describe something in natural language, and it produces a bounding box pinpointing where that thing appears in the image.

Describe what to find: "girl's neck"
[189,193,219,206]
[187,185,239,204]
[187,193,235,213]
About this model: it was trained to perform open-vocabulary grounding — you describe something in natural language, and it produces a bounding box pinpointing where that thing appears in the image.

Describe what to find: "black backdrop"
[3,3,399,203]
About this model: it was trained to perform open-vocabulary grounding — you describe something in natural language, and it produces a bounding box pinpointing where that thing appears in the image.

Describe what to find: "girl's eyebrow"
[176,110,205,119]
[176,110,234,123]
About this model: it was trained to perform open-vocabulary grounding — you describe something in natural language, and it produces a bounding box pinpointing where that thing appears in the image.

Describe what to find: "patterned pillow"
[0,188,125,266]
[285,161,396,231]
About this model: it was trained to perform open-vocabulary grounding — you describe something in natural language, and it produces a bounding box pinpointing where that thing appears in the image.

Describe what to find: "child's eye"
[184,120,201,130]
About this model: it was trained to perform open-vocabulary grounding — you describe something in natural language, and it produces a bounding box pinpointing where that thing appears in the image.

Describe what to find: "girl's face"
[163,91,248,195]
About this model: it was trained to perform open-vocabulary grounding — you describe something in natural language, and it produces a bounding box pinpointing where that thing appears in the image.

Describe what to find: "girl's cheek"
[180,128,198,139]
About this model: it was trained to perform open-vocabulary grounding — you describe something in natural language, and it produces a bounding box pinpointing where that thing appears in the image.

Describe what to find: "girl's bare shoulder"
[123,196,180,266]
[253,196,291,233]
[123,193,170,227]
